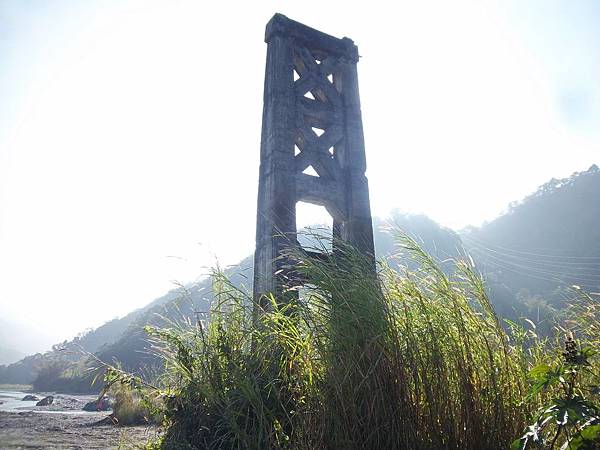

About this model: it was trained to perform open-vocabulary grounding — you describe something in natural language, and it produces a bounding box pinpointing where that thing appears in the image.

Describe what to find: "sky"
[0,0,599,350]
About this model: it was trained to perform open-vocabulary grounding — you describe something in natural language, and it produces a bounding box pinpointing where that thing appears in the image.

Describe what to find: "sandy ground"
[0,411,158,449]
[0,391,159,449]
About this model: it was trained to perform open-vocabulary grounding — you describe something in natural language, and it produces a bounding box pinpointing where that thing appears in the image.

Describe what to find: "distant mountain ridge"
[1,165,598,389]
[0,215,460,387]
[0,255,258,386]
[95,215,463,375]
[0,346,25,366]
[0,317,61,360]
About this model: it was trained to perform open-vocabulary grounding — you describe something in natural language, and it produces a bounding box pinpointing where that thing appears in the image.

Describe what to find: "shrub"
[510,289,600,449]
[109,382,158,425]
[101,233,599,449]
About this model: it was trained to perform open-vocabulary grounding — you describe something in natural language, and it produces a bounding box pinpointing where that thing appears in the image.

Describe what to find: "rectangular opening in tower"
[296,201,333,254]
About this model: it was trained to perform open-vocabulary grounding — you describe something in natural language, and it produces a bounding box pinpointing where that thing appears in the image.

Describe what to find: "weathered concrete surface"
[253,14,375,301]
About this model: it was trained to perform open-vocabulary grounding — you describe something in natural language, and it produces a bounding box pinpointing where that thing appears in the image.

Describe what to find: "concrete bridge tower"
[253,14,375,301]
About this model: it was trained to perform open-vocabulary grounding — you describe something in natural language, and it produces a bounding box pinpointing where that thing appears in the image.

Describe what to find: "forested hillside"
[0,215,460,389]
[2,166,598,392]
[462,164,600,323]
[0,275,221,387]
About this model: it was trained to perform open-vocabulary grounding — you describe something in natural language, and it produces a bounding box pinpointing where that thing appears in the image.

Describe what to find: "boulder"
[83,395,112,412]
[22,394,39,401]
[82,400,98,412]
[36,395,54,406]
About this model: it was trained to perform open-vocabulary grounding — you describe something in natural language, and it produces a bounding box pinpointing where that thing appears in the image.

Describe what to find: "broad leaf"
[566,424,600,449]
[528,364,561,397]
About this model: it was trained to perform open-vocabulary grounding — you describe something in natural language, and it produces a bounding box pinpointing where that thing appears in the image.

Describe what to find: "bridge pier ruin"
[253,14,375,302]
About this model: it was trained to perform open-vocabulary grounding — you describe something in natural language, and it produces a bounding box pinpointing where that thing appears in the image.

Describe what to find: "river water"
[0,390,156,449]
[0,389,108,415]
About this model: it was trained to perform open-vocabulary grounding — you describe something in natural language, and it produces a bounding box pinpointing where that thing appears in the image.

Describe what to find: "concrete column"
[253,14,375,302]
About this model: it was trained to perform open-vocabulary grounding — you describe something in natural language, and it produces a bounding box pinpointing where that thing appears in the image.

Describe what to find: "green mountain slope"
[95,215,461,373]
[3,164,599,390]
[462,164,600,321]
[0,215,460,388]
[0,277,221,385]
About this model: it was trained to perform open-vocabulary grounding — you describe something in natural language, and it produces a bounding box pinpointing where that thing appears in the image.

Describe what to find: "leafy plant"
[512,334,600,450]
[96,232,600,449]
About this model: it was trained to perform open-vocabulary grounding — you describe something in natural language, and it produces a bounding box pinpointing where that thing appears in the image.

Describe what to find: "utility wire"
[463,234,600,261]
[469,251,598,290]
[463,236,600,273]
[466,243,600,285]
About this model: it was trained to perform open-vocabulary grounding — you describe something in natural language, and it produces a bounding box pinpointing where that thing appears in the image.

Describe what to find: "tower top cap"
[265,13,359,62]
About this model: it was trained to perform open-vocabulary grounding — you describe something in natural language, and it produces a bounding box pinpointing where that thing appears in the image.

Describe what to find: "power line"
[466,243,600,285]
[468,251,598,290]
[463,234,600,261]
[462,236,600,273]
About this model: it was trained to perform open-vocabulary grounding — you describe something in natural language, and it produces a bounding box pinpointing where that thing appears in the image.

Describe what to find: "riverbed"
[0,390,158,449]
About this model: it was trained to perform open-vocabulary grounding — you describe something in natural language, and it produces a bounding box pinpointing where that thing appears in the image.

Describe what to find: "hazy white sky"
[0,0,598,348]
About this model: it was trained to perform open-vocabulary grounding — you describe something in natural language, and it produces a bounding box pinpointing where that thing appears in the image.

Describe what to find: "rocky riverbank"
[0,390,158,449]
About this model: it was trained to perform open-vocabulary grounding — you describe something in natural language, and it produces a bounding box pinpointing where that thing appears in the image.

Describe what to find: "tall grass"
[103,232,598,449]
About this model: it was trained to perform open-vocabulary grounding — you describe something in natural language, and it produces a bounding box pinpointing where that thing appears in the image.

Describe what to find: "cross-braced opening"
[311,126,325,137]
[302,165,319,177]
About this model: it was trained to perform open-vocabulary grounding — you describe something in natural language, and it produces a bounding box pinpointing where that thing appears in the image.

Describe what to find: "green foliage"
[108,382,160,426]
[101,233,543,449]
[96,359,164,426]
[512,334,600,450]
